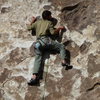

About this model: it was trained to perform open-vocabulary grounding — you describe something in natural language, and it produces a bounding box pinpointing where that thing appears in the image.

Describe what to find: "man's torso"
[35,19,52,38]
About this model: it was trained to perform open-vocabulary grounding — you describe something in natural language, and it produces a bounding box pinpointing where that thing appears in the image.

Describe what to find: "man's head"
[42,10,52,20]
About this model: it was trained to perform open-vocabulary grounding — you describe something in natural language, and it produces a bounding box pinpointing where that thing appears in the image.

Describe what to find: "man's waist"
[37,35,49,40]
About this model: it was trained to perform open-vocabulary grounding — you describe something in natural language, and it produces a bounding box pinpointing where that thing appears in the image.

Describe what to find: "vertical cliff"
[0,0,100,100]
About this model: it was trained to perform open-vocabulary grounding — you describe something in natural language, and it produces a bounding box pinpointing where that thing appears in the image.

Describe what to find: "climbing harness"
[34,36,52,54]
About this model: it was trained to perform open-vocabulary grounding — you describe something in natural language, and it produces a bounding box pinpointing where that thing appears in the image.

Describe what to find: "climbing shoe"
[62,63,73,70]
[39,76,43,80]
[65,65,73,70]
[28,78,40,86]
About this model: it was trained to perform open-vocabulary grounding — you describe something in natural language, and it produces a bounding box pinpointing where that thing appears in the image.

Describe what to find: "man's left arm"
[27,22,36,31]
[27,16,37,31]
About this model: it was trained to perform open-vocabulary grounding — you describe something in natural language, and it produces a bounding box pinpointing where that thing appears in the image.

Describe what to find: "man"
[27,10,71,86]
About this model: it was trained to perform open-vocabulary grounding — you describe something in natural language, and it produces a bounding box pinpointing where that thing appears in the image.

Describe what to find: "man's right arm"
[49,21,65,35]
[54,26,65,34]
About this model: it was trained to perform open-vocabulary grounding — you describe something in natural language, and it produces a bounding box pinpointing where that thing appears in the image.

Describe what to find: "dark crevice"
[86,82,100,92]
[83,17,87,20]
[61,3,79,12]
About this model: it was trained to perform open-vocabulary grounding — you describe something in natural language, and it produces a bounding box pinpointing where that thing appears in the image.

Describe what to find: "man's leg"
[49,40,73,70]
[28,51,43,86]
[38,51,50,80]
[33,54,42,74]
[50,40,67,61]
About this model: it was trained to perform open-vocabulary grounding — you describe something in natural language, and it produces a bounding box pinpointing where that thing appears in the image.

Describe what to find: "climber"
[27,10,72,86]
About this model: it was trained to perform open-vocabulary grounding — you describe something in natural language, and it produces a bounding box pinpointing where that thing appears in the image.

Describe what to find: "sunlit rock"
[0,0,100,100]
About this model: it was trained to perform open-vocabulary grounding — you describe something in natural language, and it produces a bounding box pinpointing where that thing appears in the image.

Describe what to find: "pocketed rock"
[0,0,100,100]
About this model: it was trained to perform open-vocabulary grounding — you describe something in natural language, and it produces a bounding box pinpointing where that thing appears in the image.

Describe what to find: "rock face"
[0,0,100,100]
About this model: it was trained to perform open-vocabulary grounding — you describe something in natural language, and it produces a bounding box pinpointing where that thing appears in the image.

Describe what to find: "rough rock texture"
[0,0,100,100]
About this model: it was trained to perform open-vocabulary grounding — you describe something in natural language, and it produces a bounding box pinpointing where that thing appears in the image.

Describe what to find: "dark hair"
[42,10,51,20]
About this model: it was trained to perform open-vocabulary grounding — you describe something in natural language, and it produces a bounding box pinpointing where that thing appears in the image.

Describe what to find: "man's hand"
[30,16,37,25]
[58,26,65,30]
[54,26,66,34]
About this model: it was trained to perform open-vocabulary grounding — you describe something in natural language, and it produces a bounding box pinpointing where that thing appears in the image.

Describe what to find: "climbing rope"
[42,60,49,100]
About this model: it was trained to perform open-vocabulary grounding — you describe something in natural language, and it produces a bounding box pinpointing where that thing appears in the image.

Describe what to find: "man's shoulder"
[36,20,51,26]
[45,20,52,23]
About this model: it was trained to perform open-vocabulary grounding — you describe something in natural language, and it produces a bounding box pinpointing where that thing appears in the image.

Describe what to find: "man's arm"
[30,16,37,25]
[49,21,65,35]
[27,22,36,31]
[27,16,37,31]
[54,26,65,34]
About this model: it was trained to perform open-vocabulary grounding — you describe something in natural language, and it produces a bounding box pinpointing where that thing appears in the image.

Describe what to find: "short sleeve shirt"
[28,19,55,38]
